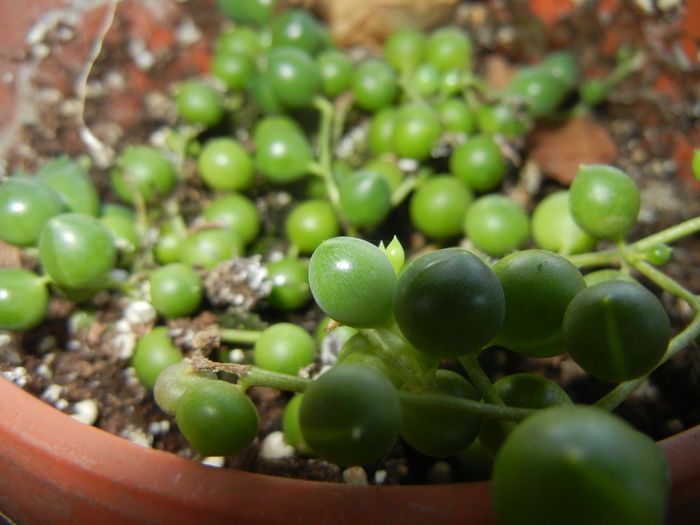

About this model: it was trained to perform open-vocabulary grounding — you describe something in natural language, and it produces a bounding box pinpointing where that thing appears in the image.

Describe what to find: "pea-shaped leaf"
[299,363,401,466]
[492,405,670,525]
[564,280,670,382]
[493,249,586,357]
[39,212,117,289]
[308,237,396,328]
[400,369,481,457]
[569,164,640,240]
[394,248,505,358]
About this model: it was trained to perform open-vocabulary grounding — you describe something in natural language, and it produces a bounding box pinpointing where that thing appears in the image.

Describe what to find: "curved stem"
[312,96,341,210]
[458,353,504,406]
[633,260,700,310]
[190,352,532,421]
[399,391,533,422]
[358,328,430,390]
[566,248,620,268]
[632,216,700,252]
[219,328,262,345]
[390,176,419,207]
[191,353,309,392]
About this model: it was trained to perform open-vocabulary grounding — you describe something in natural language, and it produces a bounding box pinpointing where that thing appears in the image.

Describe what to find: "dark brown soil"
[1,0,699,486]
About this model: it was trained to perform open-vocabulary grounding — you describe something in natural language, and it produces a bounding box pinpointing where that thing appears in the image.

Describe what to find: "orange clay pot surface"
[0,378,699,525]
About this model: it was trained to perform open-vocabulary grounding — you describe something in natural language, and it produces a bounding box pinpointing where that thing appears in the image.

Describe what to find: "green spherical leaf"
[149,263,203,319]
[426,27,472,71]
[265,46,321,108]
[211,51,255,91]
[111,146,176,205]
[270,8,324,54]
[132,327,183,390]
[175,79,224,127]
[393,248,505,358]
[154,361,212,416]
[400,369,481,457]
[282,393,307,450]
[39,212,117,289]
[368,107,398,155]
[437,97,476,134]
[300,363,401,466]
[352,59,398,112]
[198,138,254,192]
[506,66,569,119]
[493,250,586,357]
[180,228,244,269]
[541,50,579,90]
[338,170,392,229]
[266,257,311,311]
[37,156,100,216]
[254,125,313,183]
[203,193,260,245]
[285,199,340,254]
[479,373,572,456]
[217,0,275,26]
[531,191,596,254]
[308,237,396,328]
[0,268,49,331]
[410,175,473,240]
[464,195,529,257]
[449,135,508,192]
[254,322,316,375]
[564,280,670,382]
[492,405,670,525]
[0,175,66,247]
[176,379,259,456]
[392,102,441,161]
[569,164,640,240]
[316,49,353,97]
[384,28,426,72]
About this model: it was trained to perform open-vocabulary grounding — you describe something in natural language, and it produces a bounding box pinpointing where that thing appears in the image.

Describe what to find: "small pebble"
[35,363,53,380]
[374,469,387,485]
[120,424,153,448]
[201,456,226,468]
[41,384,63,404]
[175,20,202,46]
[427,460,452,484]
[1,367,29,387]
[71,399,99,425]
[124,301,157,326]
[259,431,295,460]
[147,420,171,436]
[342,466,368,485]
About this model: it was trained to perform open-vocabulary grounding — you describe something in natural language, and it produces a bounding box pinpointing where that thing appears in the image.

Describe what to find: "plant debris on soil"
[1,0,700,485]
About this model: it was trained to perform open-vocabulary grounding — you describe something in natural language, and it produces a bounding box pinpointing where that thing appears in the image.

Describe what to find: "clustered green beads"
[0,3,692,524]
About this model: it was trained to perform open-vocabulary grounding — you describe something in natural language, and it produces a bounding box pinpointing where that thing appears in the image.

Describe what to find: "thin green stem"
[633,260,700,310]
[190,352,532,421]
[399,391,534,422]
[358,329,430,390]
[312,96,341,210]
[219,328,262,345]
[238,366,310,392]
[458,353,504,406]
[458,353,516,435]
[191,352,309,392]
[566,216,700,270]
[390,176,419,207]
[566,248,620,268]
[632,216,700,252]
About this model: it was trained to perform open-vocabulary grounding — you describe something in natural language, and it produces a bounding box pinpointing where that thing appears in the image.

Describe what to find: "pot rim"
[0,377,698,525]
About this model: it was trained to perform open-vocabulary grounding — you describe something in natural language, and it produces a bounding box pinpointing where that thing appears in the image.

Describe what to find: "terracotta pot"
[0,377,698,525]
